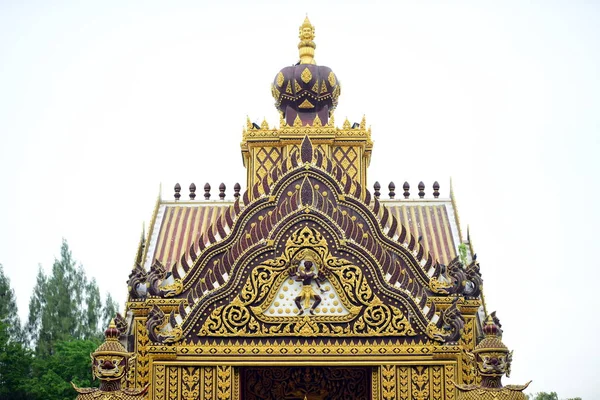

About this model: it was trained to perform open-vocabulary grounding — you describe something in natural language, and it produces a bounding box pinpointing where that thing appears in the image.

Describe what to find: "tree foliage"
[0,264,23,343]
[25,240,119,355]
[25,339,100,400]
[529,392,582,400]
[0,240,120,399]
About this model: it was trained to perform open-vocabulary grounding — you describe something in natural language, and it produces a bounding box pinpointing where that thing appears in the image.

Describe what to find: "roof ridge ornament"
[298,16,316,65]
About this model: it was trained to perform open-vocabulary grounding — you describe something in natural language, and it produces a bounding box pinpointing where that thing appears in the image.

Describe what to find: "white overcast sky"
[1,1,599,398]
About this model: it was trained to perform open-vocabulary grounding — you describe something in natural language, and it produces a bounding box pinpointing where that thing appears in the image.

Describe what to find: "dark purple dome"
[272,64,340,126]
[271,17,340,127]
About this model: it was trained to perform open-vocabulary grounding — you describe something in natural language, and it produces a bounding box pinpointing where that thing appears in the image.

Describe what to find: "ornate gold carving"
[445,364,456,400]
[204,367,214,399]
[459,317,477,385]
[216,366,231,400]
[381,365,396,400]
[301,67,312,83]
[411,366,430,400]
[312,80,319,92]
[173,337,442,356]
[155,365,166,400]
[285,81,292,94]
[328,71,336,86]
[168,366,179,400]
[134,320,149,388]
[299,99,315,109]
[398,367,410,399]
[372,368,379,400]
[298,16,316,64]
[182,367,200,399]
[276,72,284,87]
[295,80,302,92]
[321,80,328,94]
[432,366,443,400]
[199,226,417,337]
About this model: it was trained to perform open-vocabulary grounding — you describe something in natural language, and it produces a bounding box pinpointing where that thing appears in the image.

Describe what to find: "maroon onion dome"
[271,17,340,126]
[104,319,121,340]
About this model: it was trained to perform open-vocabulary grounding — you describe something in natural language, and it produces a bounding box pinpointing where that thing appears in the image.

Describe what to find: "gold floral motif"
[398,367,410,399]
[168,366,178,400]
[381,365,396,400]
[301,67,312,83]
[216,366,231,400]
[134,320,149,388]
[286,81,292,94]
[298,99,314,109]
[445,365,456,400]
[155,365,166,400]
[182,367,199,400]
[432,366,443,400]
[328,71,336,86]
[312,80,319,92]
[199,226,418,337]
[204,367,214,399]
[276,72,284,87]
[459,317,477,385]
[411,366,430,400]
[294,80,302,92]
[320,81,328,94]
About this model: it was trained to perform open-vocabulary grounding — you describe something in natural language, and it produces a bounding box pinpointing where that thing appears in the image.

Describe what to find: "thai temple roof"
[114,16,528,400]
[143,184,464,273]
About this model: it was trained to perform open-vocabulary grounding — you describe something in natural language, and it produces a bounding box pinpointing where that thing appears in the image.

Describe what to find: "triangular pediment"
[141,137,469,345]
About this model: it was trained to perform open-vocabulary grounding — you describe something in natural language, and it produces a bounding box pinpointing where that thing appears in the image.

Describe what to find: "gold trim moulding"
[146,343,462,359]
[151,359,460,367]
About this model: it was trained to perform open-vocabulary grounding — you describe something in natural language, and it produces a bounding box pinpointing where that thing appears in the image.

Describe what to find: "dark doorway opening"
[240,366,372,400]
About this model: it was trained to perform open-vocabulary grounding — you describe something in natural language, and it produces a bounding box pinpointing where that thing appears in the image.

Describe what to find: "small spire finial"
[298,16,316,65]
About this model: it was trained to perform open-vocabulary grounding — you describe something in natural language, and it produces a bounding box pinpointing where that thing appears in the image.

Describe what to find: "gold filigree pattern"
[134,320,149,389]
[168,366,178,400]
[199,226,418,337]
[432,366,443,400]
[216,366,231,400]
[328,71,336,86]
[301,67,312,83]
[312,80,319,92]
[381,365,396,400]
[155,365,166,400]
[398,367,410,399]
[445,365,457,400]
[298,99,314,109]
[459,317,477,385]
[276,72,284,87]
[321,80,328,94]
[182,367,199,400]
[411,366,430,400]
[204,367,214,399]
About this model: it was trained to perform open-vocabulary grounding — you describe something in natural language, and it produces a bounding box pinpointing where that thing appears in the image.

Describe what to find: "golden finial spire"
[298,16,316,64]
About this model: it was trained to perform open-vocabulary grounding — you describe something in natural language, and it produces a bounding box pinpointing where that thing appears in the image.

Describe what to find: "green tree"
[0,321,32,400]
[101,292,119,330]
[533,393,559,400]
[0,264,23,343]
[26,338,99,400]
[0,266,32,399]
[25,240,120,355]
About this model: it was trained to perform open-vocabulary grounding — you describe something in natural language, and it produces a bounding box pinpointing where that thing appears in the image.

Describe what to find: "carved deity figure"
[455,315,530,400]
[72,319,148,399]
[291,259,326,315]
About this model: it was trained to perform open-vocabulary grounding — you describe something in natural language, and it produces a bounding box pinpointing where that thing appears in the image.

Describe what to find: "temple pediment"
[141,136,465,345]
